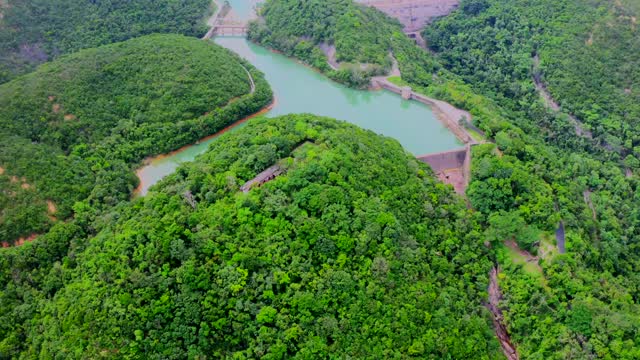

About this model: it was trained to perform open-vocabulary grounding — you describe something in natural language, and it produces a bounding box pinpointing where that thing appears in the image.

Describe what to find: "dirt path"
[202,0,222,39]
[532,54,593,139]
[240,65,256,94]
[389,52,401,77]
[583,190,597,220]
[505,240,539,262]
[319,43,340,70]
[488,267,519,360]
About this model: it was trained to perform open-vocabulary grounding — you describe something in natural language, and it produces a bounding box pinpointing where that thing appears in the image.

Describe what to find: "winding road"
[241,65,256,93]
[532,54,593,139]
[202,0,222,40]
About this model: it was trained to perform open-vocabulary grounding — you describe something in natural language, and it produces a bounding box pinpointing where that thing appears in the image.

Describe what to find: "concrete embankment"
[371,76,479,195]
[371,77,476,144]
[417,145,471,195]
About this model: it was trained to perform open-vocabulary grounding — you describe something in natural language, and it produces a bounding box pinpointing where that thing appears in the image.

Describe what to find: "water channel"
[135,2,460,195]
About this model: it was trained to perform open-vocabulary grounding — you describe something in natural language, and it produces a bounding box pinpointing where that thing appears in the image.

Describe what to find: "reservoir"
[136,37,460,195]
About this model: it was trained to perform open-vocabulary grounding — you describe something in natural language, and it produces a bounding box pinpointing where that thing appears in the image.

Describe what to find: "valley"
[1,0,639,358]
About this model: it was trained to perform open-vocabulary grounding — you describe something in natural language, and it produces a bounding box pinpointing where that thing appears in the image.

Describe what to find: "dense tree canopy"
[0,0,212,83]
[2,0,640,357]
[0,115,503,358]
[424,0,640,357]
[247,0,640,357]
[425,0,640,153]
[248,0,421,87]
[0,34,272,244]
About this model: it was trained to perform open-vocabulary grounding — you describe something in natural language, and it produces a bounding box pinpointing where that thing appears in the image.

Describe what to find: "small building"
[240,165,284,193]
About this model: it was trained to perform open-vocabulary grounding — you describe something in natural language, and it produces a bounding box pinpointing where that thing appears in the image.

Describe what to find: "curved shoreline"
[134,34,468,197]
[133,99,275,196]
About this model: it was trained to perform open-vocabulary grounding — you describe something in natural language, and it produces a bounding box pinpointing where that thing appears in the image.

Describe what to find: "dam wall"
[417,144,472,195]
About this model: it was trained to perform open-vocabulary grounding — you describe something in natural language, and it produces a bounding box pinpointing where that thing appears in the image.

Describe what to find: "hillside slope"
[0,115,502,358]
[248,0,445,88]
[423,0,640,358]
[0,34,272,244]
[248,0,640,357]
[425,0,639,152]
[0,0,211,83]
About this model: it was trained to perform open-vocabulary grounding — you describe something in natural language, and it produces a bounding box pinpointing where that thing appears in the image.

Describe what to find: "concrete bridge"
[203,23,248,39]
[214,24,248,36]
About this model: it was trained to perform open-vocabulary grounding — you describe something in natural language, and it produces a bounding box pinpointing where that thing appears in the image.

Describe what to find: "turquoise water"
[217,37,459,153]
[135,37,460,195]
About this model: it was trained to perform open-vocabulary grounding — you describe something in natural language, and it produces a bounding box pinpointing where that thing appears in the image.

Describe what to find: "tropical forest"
[1,0,639,359]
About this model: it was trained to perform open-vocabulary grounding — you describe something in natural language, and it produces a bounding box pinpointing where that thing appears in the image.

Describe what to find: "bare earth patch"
[2,234,38,248]
[357,0,460,32]
[46,200,58,221]
[0,166,4,175]
[436,168,466,195]
[47,200,57,214]
[14,234,38,246]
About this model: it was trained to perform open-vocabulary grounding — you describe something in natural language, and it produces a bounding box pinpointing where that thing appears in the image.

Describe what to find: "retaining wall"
[417,147,467,172]
[417,144,472,195]
[372,77,475,144]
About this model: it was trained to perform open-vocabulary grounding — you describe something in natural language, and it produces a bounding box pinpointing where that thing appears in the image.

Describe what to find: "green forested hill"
[425,0,640,153]
[250,0,640,358]
[0,115,502,358]
[423,0,640,358]
[542,0,639,150]
[248,0,443,87]
[0,34,272,244]
[0,0,211,83]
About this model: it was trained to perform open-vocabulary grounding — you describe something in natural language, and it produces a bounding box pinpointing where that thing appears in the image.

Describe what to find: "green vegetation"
[423,0,640,357]
[249,0,507,131]
[2,0,639,356]
[0,34,272,244]
[0,0,212,83]
[425,0,640,153]
[249,0,424,87]
[0,115,503,358]
[248,0,640,357]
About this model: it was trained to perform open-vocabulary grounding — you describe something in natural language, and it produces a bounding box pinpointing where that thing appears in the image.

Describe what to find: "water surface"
[136,37,460,195]
[225,0,258,21]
